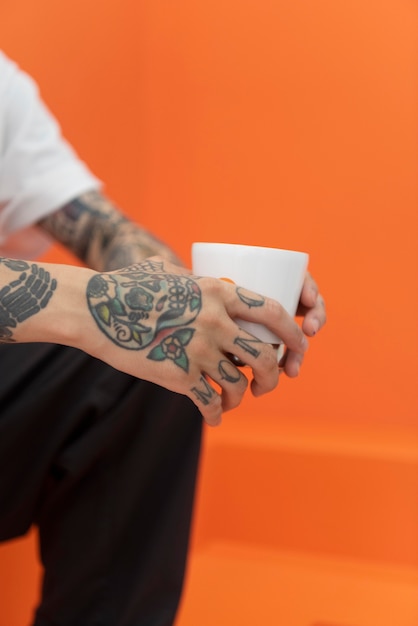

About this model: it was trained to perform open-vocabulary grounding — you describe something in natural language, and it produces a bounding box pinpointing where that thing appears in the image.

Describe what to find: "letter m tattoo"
[191,376,214,406]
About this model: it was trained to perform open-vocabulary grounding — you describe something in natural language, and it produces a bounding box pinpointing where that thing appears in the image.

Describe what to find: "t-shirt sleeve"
[0,52,102,258]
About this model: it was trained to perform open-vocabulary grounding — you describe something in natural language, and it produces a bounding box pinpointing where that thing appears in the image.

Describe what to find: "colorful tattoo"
[86,260,201,372]
[0,259,57,343]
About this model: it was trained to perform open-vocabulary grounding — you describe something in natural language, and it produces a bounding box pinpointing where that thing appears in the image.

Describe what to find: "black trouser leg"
[0,343,203,626]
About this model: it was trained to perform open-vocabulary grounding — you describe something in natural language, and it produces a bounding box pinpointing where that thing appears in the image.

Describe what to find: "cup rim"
[192,241,309,256]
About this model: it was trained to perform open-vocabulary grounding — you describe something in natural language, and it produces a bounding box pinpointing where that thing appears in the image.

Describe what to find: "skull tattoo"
[86,260,202,371]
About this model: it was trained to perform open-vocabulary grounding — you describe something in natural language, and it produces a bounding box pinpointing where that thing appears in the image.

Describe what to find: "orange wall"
[0,0,417,623]
[1,0,416,430]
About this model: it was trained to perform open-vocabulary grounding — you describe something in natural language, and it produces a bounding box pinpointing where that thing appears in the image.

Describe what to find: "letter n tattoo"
[191,376,214,406]
[233,336,261,359]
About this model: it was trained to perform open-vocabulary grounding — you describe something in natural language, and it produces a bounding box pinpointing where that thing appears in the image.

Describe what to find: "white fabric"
[0,51,101,259]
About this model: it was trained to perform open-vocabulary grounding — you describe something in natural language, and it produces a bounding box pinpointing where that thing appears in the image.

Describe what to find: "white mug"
[191,242,309,348]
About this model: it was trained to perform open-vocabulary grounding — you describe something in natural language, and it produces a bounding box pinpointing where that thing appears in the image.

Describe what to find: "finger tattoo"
[233,335,262,358]
[218,359,242,383]
[236,287,265,308]
[191,376,215,406]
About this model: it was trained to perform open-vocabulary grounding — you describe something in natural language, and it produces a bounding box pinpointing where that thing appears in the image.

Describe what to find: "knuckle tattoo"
[233,335,262,359]
[190,376,215,406]
[218,359,242,384]
[236,287,265,309]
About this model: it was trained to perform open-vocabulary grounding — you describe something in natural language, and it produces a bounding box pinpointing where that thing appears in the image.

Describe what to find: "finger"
[280,348,305,378]
[250,345,280,396]
[225,330,280,398]
[301,293,327,337]
[188,374,223,427]
[206,358,249,412]
[298,272,319,309]
[226,285,309,357]
[296,273,327,336]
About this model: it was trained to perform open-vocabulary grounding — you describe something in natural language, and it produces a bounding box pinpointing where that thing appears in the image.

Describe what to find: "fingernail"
[311,318,320,335]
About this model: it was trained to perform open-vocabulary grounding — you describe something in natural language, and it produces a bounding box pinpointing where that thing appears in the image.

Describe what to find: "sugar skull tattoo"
[86,260,202,372]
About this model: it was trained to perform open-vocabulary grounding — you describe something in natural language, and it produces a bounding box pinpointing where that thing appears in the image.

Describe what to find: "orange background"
[0,1,417,624]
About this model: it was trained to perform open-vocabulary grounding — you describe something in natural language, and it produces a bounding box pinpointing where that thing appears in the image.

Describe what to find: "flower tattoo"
[148,328,195,372]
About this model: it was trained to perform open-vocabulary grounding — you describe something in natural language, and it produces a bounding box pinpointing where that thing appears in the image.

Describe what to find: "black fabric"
[0,343,203,626]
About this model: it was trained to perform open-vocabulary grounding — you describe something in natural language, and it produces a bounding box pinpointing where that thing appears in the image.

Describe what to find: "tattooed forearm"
[0,259,57,343]
[39,190,181,271]
[86,259,201,372]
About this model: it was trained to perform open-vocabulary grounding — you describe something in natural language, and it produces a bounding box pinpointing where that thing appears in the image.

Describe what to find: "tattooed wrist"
[0,259,57,343]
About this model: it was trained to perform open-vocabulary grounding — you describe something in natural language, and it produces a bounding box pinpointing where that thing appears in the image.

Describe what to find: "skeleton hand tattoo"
[0,259,57,343]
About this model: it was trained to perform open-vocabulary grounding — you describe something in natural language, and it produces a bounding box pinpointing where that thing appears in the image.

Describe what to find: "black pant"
[0,343,203,626]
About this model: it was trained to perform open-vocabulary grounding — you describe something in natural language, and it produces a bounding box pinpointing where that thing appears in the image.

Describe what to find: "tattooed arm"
[38,190,182,271]
[0,255,317,426]
[2,190,325,426]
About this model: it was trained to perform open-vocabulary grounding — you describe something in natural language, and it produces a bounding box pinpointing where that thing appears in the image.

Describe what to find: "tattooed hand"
[86,257,312,426]
[87,259,201,370]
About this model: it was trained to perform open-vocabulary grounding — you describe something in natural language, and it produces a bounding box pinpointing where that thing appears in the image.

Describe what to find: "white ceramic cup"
[191,242,309,349]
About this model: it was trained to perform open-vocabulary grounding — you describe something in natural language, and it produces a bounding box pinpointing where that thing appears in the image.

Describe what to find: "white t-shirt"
[0,51,101,259]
